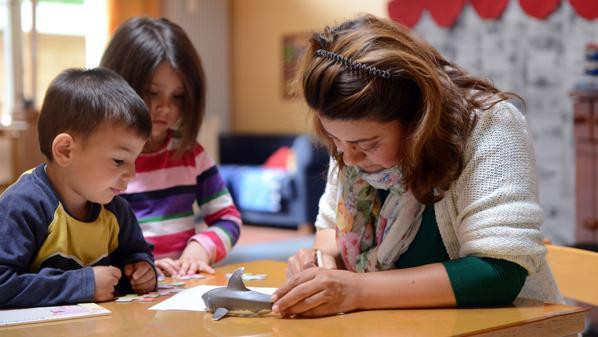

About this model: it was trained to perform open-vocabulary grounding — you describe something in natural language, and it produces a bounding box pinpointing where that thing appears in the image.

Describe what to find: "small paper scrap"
[115,289,182,303]
[174,274,205,280]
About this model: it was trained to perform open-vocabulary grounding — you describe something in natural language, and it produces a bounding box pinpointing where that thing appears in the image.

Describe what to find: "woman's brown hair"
[300,14,517,204]
[100,17,206,157]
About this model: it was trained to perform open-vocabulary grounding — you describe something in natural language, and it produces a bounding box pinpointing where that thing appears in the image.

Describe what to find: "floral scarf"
[336,166,425,272]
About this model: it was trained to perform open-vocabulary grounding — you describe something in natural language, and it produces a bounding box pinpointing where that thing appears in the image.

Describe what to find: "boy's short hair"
[38,67,152,161]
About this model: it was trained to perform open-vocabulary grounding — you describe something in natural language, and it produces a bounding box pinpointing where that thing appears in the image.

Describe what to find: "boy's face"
[65,123,146,205]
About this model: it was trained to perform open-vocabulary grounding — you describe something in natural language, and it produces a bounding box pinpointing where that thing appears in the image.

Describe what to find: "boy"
[0,68,157,308]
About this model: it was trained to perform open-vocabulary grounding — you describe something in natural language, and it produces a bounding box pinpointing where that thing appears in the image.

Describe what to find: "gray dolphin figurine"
[202,267,273,321]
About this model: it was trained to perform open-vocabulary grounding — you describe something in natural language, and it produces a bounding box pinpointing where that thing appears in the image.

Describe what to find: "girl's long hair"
[101,17,206,157]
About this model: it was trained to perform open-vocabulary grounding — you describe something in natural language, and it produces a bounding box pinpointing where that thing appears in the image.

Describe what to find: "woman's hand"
[286,248,337,278]
[272,268,361,317]
[177,241,215,275]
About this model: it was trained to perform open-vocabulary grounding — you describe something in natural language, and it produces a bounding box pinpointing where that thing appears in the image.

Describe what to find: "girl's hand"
[155,258,181,277]
[124,261,157,294]
[286,248,337,278]
[272,268,361,317]
[177,241,215,275]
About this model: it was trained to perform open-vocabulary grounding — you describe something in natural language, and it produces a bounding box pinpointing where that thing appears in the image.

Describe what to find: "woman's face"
[319,115,404,173]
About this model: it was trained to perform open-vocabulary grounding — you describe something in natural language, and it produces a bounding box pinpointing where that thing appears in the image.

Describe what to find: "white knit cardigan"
[315,101,563,304]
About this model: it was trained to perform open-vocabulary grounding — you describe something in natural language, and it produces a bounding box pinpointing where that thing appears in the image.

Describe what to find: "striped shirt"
[121,134,241,263]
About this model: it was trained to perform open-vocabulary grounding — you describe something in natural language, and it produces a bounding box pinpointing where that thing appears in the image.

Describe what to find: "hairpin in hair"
[315,49,393,79]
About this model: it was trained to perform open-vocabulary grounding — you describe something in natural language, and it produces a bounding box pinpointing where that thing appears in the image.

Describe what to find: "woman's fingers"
[322,253,337,269]
[298,302,337,318]
[276,289,329,316]
[272,268,319,311]
[286,248,317,278]
[298,249,317,269]
[273,269,359,317]
[286,255,301,278]
[275,268,310,301]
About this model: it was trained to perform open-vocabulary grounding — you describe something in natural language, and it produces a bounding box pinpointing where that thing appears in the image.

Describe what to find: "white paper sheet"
[0,303,110,327]
[149,285,277,312]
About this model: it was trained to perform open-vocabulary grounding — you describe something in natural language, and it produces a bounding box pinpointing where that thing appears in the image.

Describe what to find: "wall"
[413,2,597,244]
[231,0,387,134]
[164,0,229,162]
[231,0,598,244]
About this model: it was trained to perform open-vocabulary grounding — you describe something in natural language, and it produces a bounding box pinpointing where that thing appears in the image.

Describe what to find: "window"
[0,0,107,185]
[0,0,107,121]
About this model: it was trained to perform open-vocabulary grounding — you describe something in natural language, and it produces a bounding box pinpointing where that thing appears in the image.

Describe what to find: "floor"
[236,224,313,246]
[216,224,315,266]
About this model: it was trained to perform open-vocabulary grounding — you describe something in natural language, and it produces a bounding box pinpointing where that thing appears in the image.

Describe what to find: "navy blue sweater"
[0,164,154,308]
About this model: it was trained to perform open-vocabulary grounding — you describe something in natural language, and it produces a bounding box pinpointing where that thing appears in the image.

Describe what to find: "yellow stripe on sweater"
[31,204,120,271]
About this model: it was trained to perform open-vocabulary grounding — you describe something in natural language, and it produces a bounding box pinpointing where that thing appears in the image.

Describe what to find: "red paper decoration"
[569,0,598,20]
[518,0,561,20]
[470,0,509,19]
[388,0,424,28]
[426,0,466,27]
[387,0,594,29]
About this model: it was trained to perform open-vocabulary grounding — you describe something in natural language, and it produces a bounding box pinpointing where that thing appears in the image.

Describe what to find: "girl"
[272,14,562,317]
[101,17,241,276]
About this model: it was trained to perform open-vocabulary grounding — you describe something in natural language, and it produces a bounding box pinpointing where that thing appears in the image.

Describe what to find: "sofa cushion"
[220,165,294,213]
[218,133,329,228]
[263,146,296,171]
[238,167,287,212]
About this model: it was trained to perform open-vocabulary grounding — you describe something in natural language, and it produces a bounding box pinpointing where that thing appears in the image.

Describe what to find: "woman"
[271,14,561,317]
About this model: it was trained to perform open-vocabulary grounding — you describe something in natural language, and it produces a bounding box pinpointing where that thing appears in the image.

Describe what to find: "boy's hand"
[124,261,156,294]
[177,241,215,275]
[93,266,121,302]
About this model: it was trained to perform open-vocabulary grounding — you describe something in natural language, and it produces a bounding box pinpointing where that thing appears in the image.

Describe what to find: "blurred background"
[0,0,597,248]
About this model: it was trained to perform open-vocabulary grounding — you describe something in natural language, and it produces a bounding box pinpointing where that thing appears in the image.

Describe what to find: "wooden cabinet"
[0,108,43,190]
[573,91,598,244]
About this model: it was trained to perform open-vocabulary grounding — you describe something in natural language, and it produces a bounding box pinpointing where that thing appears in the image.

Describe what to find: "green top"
[393,204,527,307]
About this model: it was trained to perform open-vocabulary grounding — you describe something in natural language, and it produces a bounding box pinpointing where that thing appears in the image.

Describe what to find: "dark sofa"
[218,134,329,229]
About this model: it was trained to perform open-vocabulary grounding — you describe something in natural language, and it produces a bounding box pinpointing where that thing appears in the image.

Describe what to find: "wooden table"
[0,260,587,337]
